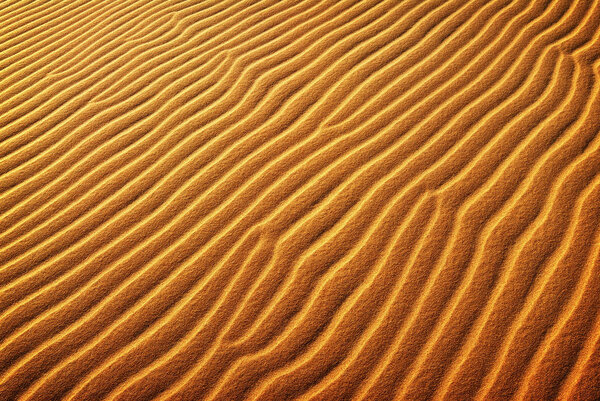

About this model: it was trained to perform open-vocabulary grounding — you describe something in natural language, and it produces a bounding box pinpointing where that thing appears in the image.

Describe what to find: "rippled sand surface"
[1,0,600,400]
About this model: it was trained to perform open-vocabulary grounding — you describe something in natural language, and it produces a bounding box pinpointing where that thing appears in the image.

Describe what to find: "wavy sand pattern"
[1,0,600,400]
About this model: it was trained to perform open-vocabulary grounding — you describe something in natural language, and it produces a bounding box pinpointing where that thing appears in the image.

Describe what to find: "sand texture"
[1,0,600,400]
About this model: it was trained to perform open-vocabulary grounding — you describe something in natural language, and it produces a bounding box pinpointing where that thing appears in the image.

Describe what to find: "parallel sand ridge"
[1,0,600,399]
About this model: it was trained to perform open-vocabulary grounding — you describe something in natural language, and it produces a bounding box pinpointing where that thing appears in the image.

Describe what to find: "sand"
[1,0,599,400]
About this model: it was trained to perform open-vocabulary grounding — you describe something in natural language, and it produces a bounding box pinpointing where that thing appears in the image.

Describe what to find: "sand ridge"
[0,0,600,400]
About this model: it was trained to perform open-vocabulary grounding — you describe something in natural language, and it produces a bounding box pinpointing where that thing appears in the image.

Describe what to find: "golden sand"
[1,0,600,400]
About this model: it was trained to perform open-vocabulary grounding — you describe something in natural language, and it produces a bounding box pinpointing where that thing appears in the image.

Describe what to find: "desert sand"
[1,0,599,400]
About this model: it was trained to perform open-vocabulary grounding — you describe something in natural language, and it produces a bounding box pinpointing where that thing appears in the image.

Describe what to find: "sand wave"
[1,0,599,400]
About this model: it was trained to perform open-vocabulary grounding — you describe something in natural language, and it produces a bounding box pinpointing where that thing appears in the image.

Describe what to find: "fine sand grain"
[1,0,600,400]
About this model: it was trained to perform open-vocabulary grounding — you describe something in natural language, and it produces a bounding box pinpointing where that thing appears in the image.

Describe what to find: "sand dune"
[1,0,599,400]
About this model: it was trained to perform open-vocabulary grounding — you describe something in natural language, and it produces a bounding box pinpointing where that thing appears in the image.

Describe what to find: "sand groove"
[1,0,599,400]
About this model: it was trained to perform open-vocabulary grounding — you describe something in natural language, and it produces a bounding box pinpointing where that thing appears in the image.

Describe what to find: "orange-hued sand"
[1,0,600,400]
